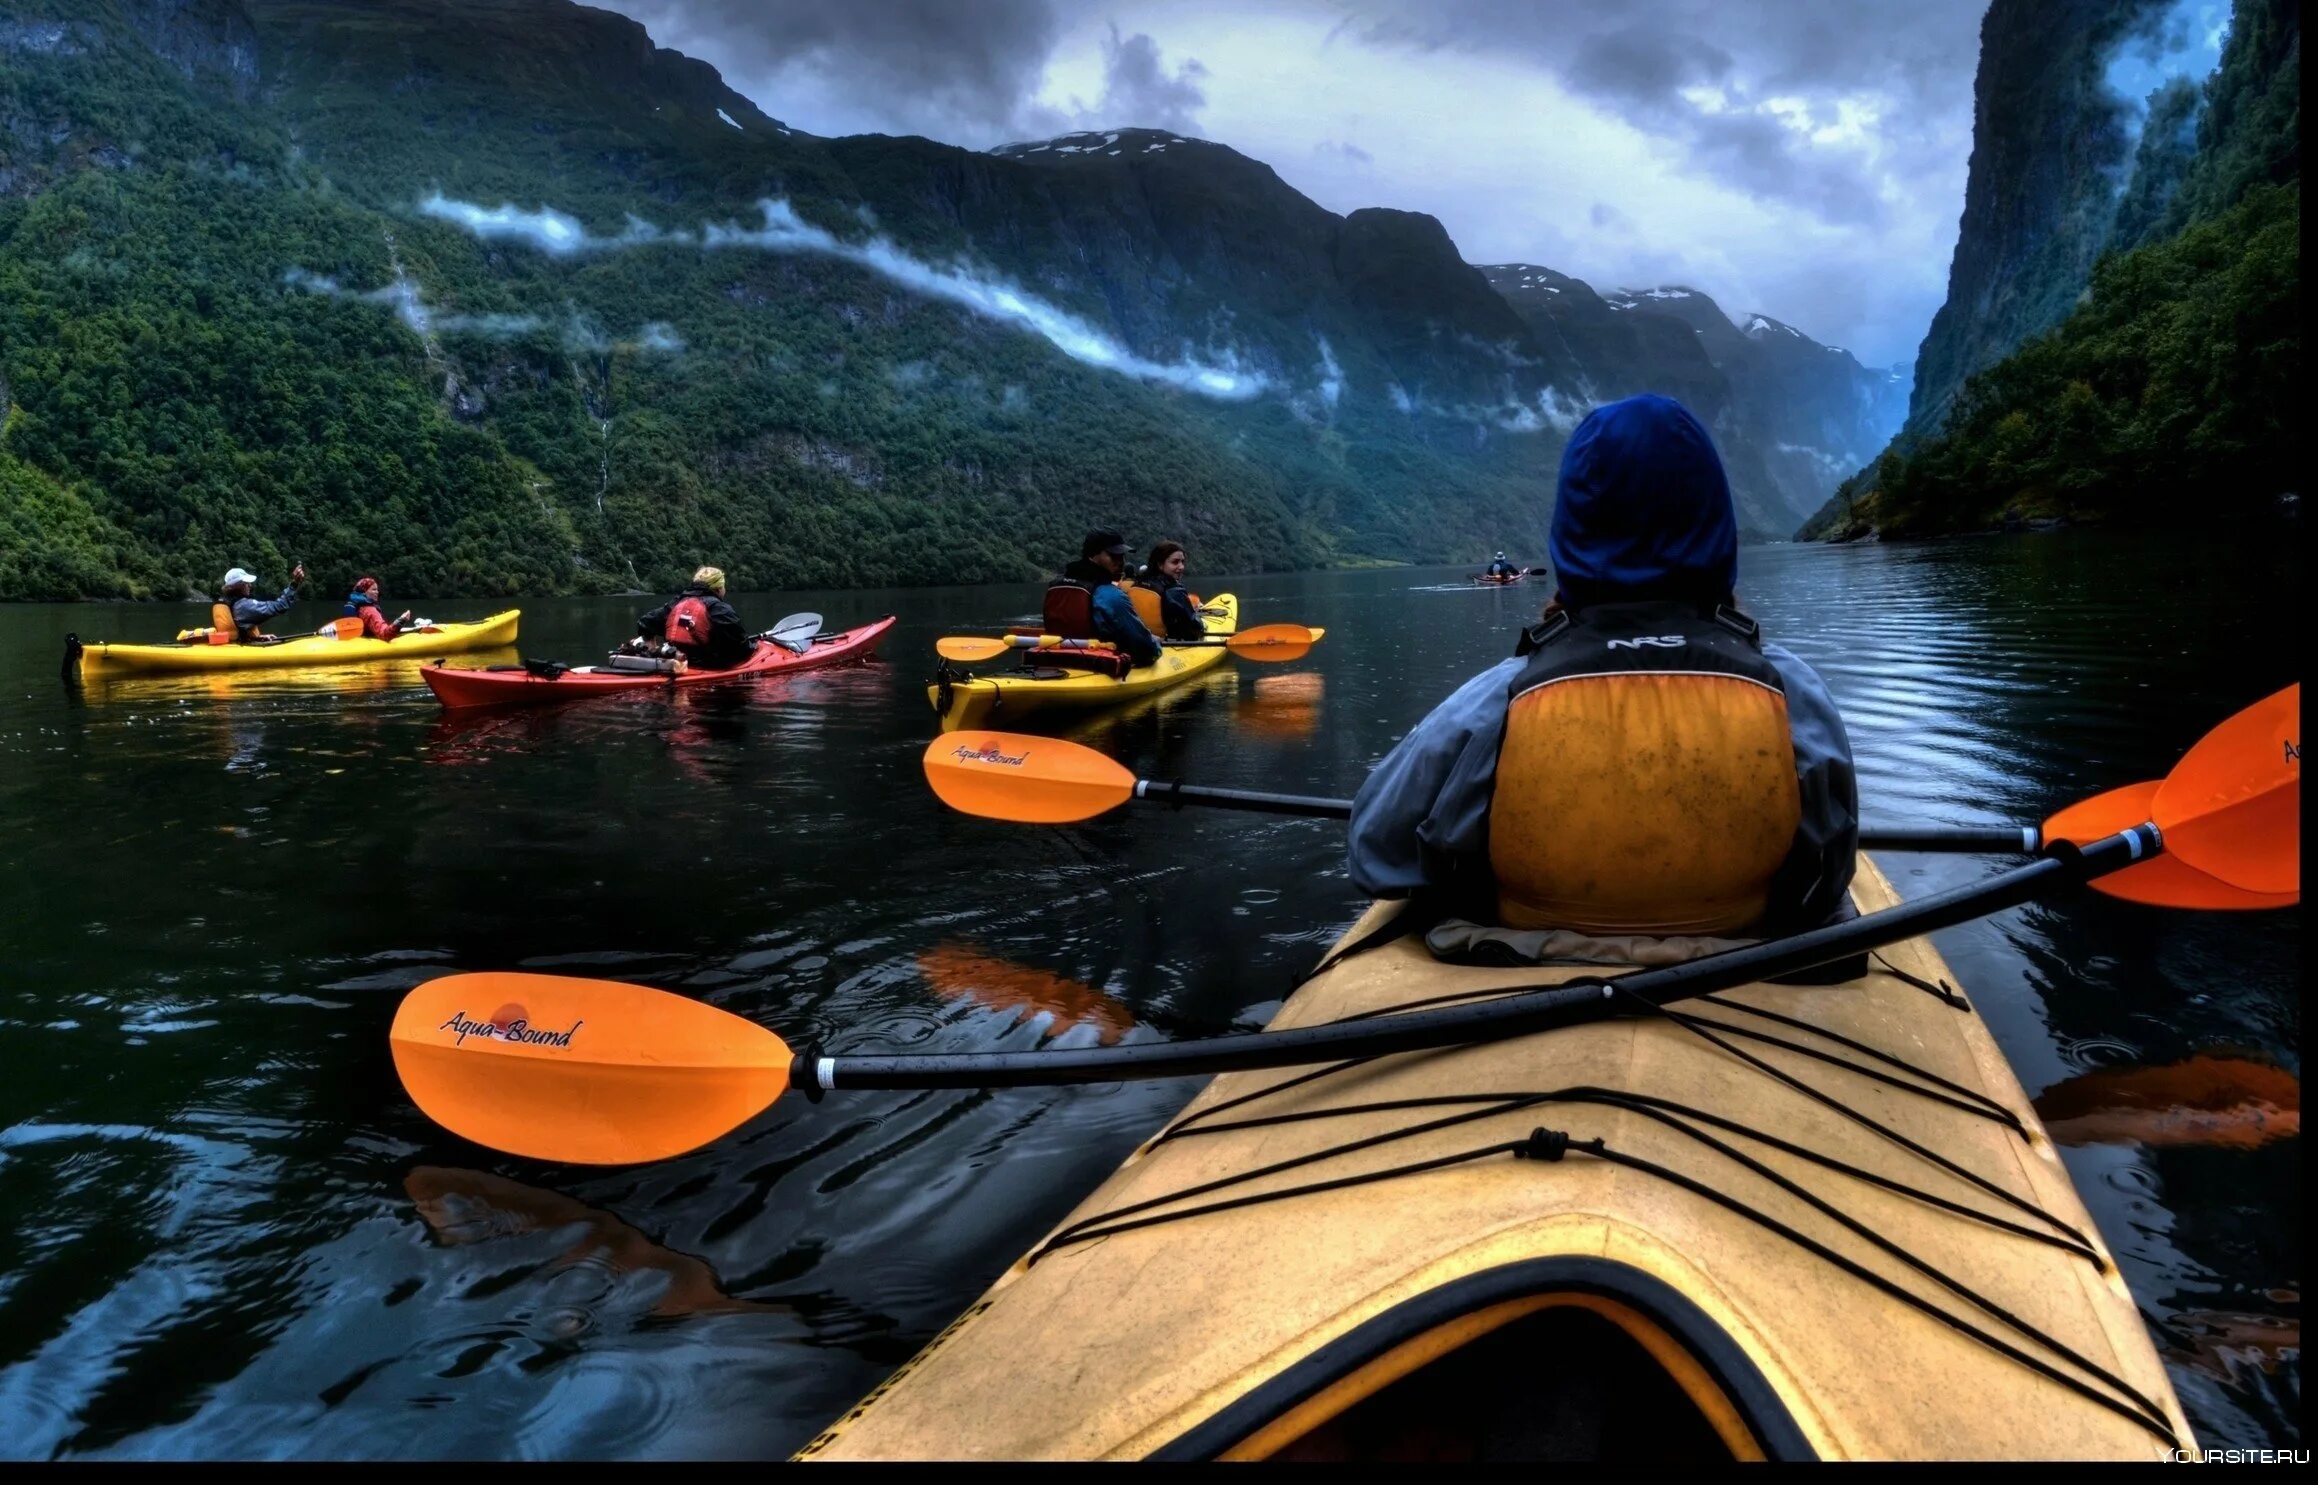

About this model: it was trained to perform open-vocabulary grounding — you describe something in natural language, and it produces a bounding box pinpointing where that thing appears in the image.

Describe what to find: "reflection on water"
[0,527,2298,1459]
[405,1168,791,1321]
[916,941,1139,1046]
[2033,1057,2300,1150]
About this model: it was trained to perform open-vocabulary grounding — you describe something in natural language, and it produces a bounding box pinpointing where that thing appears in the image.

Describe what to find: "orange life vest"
[1127,585,1166,631]
[1488,601,1801,936]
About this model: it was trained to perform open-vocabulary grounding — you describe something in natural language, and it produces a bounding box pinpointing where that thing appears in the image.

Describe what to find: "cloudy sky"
[602,0,2011,368]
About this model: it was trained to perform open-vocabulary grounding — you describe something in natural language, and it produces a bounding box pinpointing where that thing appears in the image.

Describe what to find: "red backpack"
[664,596,714,648]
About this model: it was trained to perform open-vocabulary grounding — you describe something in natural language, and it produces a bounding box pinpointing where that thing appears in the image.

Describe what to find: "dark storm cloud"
[611,0,1068,139]
[1337,0,1988,225]
[1092,24,1208,132]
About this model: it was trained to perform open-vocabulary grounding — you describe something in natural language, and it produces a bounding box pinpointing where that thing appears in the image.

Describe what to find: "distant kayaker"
[635,566,755,670]
[1133,542,1208,641]
[342,577,413,641]
[1045,530,1161,667]
[1349,393,1858,938]
[217,563,306,642]
[1485,552,1520,579]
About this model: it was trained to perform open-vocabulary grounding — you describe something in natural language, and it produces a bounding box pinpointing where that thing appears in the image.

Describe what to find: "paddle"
[918,709,2296,909]
[762,612,823,655]
[935,624,1320,665]
[391,688,2296,1162]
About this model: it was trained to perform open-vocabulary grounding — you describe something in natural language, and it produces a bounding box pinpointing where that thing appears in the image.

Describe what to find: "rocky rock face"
[1907,0,2197,436]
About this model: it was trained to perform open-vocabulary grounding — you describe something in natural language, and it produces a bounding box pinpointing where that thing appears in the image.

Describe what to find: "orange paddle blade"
[936,636,1015,662]
[2152,684,2300,895]
[2045,782,2296,910]
[923,731,1135,823]
[390,973,791,1164]
[1224,624,1320,662]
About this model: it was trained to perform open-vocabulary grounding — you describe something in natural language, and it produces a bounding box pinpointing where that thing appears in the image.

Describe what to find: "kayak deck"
[74,610,521,674]
[803,856,2191,1461]
[423,615,894,708]
[928,595,1239,733]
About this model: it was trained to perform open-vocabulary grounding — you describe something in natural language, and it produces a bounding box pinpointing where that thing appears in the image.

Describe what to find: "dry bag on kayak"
[604,641,688,676]
[1023,646,1132,681]
[1488,600,1801,937]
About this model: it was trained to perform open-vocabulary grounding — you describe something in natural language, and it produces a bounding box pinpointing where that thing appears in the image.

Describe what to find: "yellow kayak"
[804,854,2193,1461]
[930,595,1257,733]
[72,610,521,675]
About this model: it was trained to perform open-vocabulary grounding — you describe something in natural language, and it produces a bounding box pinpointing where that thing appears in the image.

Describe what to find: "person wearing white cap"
[215,561,307,642]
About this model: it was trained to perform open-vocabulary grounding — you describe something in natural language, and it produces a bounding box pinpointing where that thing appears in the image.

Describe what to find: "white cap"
[222,566,257,586]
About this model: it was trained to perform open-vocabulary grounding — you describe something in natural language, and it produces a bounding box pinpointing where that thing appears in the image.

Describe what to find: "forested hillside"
[1805,0,2299,541]
[0,0,1903,601]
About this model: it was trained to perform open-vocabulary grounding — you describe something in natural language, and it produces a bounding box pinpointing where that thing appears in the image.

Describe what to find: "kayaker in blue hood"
[1348,393,1858,940]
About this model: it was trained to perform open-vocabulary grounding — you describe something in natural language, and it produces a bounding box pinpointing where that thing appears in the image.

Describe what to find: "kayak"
[421,615,894,708]
[802,853,2193,1461]
[929,595,1250,733]
[70,610,521,675]
[1474,572,1525,585]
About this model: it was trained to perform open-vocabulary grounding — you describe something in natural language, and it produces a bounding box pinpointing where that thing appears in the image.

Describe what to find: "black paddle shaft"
[801,827,2159,1092]
[1124,780,2038,851]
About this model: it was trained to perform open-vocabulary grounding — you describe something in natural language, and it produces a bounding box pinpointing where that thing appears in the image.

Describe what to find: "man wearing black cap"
[1045,528,1162,667]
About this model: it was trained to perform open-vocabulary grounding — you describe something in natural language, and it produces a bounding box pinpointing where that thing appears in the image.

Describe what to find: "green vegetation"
[1804,184,2297,538]
[0,0,1560,603]
[1804,0,2299,540]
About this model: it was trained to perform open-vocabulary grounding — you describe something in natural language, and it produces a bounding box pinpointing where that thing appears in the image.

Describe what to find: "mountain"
[1486,272,1908,539]
[1802,0,2298,541]
[0,0,1889,601]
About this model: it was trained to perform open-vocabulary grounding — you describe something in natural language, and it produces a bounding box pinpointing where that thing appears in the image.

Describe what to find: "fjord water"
[0,528,2298,1460]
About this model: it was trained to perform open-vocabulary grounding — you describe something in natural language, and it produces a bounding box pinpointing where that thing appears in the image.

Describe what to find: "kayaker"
[1045,530,1161,668]
[1133,542,1208,641]
[341,577,413,641]
[1485,552,1519,580]
[634,566,754,670]
[217,563,306,642]
[1349,393,1858,938]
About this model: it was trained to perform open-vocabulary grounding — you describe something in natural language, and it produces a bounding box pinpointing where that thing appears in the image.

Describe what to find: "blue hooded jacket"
[1548,394,1737,608]
[1346,394,1858,928]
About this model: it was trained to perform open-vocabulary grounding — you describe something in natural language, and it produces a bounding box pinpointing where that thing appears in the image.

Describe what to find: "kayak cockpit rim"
[1150,1257,1810,1461]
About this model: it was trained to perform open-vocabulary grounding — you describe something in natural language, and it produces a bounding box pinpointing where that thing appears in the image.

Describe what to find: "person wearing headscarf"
[341,576,413,641]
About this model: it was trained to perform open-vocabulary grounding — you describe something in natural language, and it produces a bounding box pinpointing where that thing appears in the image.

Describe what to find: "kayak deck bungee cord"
[385,686,2294,1459]
[797,856,2192,1460]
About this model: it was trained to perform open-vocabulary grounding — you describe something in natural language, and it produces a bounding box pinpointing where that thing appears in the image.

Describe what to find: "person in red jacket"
[343,577,413,641]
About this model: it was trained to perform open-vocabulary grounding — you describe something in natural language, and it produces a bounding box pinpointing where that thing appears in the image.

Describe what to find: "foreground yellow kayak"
[929,595,1246,732]
[803,855,2193,1461]
[71,610,521,675]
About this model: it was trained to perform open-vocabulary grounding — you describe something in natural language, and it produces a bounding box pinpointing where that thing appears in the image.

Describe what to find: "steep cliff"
[1801,0,2297,541]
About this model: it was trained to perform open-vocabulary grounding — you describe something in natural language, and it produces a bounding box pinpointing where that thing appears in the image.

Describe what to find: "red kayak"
[422,615,895,709]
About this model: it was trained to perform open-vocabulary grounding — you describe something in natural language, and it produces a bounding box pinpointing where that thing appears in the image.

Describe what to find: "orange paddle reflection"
[2033,1055,2300,1149]
[917,941,1137,1046]
[1238,671,1324,739]
[405,1166,786,1318]
[2165,1308,2301,1382]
